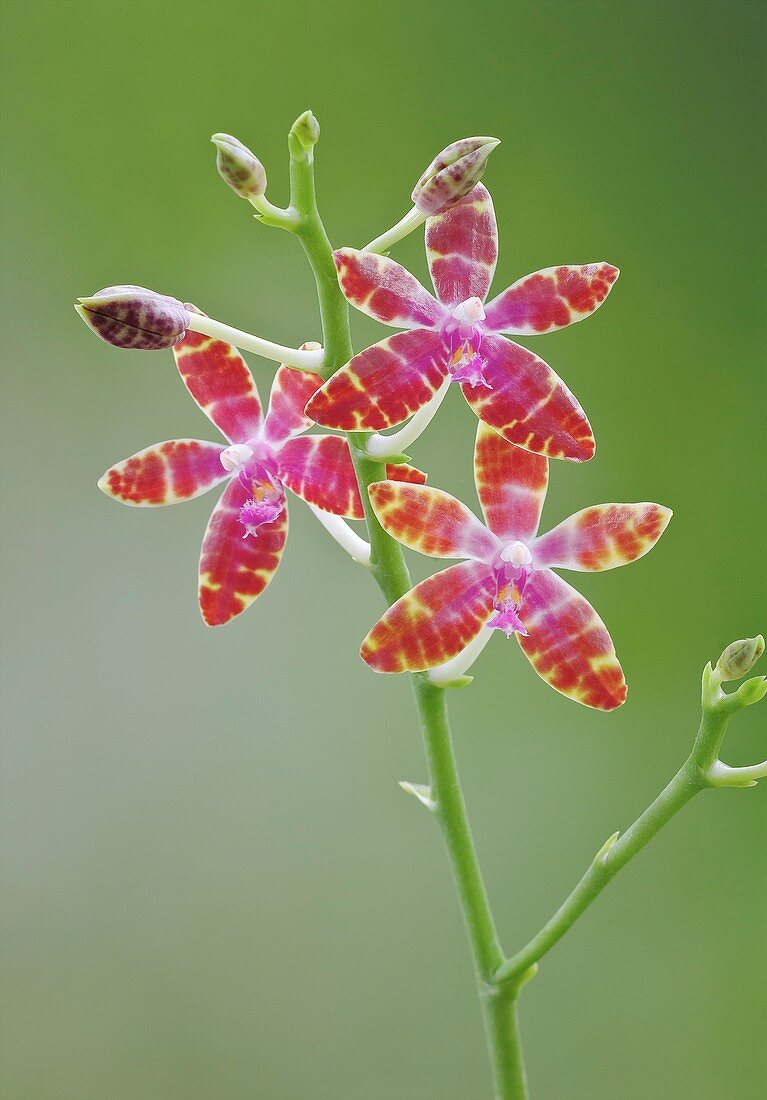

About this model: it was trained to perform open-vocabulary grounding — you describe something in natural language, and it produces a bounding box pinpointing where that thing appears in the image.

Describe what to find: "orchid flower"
[361,423,671,709]
[306,183,618,462]
[99,329,423,626]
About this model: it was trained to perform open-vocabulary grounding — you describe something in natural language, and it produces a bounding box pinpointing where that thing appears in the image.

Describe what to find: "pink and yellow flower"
[99,328,423,626]
[307,184,619,462]
[361,424,671,710]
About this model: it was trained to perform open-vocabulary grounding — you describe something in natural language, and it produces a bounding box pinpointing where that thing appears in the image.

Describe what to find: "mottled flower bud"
[211,133,267,199]
[290,110,320,152]
[716,635,765,681]
[411,136,500,216]
[75,285,189,350]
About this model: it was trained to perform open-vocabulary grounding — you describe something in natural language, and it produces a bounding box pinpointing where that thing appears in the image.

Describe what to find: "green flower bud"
[411,136,500,216]
[75,285,188,350]
[715,635,765,681]
[290,110,320,153]
[733,675,767,709]
[211,133,267,199]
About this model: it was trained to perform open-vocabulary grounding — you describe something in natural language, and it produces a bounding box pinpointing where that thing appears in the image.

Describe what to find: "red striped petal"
[263,364,324,446]
[173,330,262,443]
[334,248,445,329]
[385,462,427,485]
[426,183,498,307]
[485,264,619,335]
[306,329,447,431]
[369,482,497,560]
[99,440,227,506]
[534,503,672,571]
[518,569,626,710]
[473,422,549,541]
[277,438,428,520]
[198,479,288,627]
[462,335,595,462]
[361,560,496,673]
[277,434,362,518]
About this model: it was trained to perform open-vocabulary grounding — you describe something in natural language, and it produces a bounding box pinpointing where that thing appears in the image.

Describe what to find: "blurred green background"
[1,1,765,1097]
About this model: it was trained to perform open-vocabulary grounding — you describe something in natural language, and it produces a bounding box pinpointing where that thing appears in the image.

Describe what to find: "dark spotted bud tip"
[211,133,267,199]
[75,285,189,350]
[412,136,500,216]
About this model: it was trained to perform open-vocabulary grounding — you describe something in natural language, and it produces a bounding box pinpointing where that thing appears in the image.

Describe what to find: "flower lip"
[238,494,285,538]
[487,602,529,639]
[448,353,490,390]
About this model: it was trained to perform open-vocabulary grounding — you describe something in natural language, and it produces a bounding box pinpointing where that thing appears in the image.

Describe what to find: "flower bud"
[75,285,189,350]
[211,133,267,199]
[733,675,767,709]
[411,136,500,216]
[716,635,765,681]
[290,110,320,153]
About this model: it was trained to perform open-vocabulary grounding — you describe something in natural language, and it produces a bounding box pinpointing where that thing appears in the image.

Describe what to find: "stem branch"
[496,705,733,986]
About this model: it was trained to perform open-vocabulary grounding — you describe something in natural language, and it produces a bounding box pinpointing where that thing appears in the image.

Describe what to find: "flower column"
[285,113,529,1099]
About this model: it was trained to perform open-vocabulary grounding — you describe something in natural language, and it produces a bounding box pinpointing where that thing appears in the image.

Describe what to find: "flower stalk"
[427,626,494,687]
[308,505,372,566]
[184,311,324,370]
[363,374,451,459]
[285,113,527,1099]
[363,205,427,255]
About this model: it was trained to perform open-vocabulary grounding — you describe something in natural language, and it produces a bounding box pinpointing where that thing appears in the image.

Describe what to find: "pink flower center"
[238,466,285,537]
[217,446,283,536]
[219,445,286,537]
[488,541,533,638]
[441,297,492,390]
[239,490,285,537]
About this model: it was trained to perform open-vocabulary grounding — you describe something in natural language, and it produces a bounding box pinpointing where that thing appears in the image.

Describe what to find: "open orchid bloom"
[361,423,671,709]
[99,329,424,626]
[307,183,618,462]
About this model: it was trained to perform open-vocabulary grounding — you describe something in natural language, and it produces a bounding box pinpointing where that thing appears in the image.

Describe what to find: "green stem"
[413,676,527,1099]
[288,136,352,380]
[287,125,524,1098]
[413,678,504,978]
[496,706,731,986]
[483,994,529,1100]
